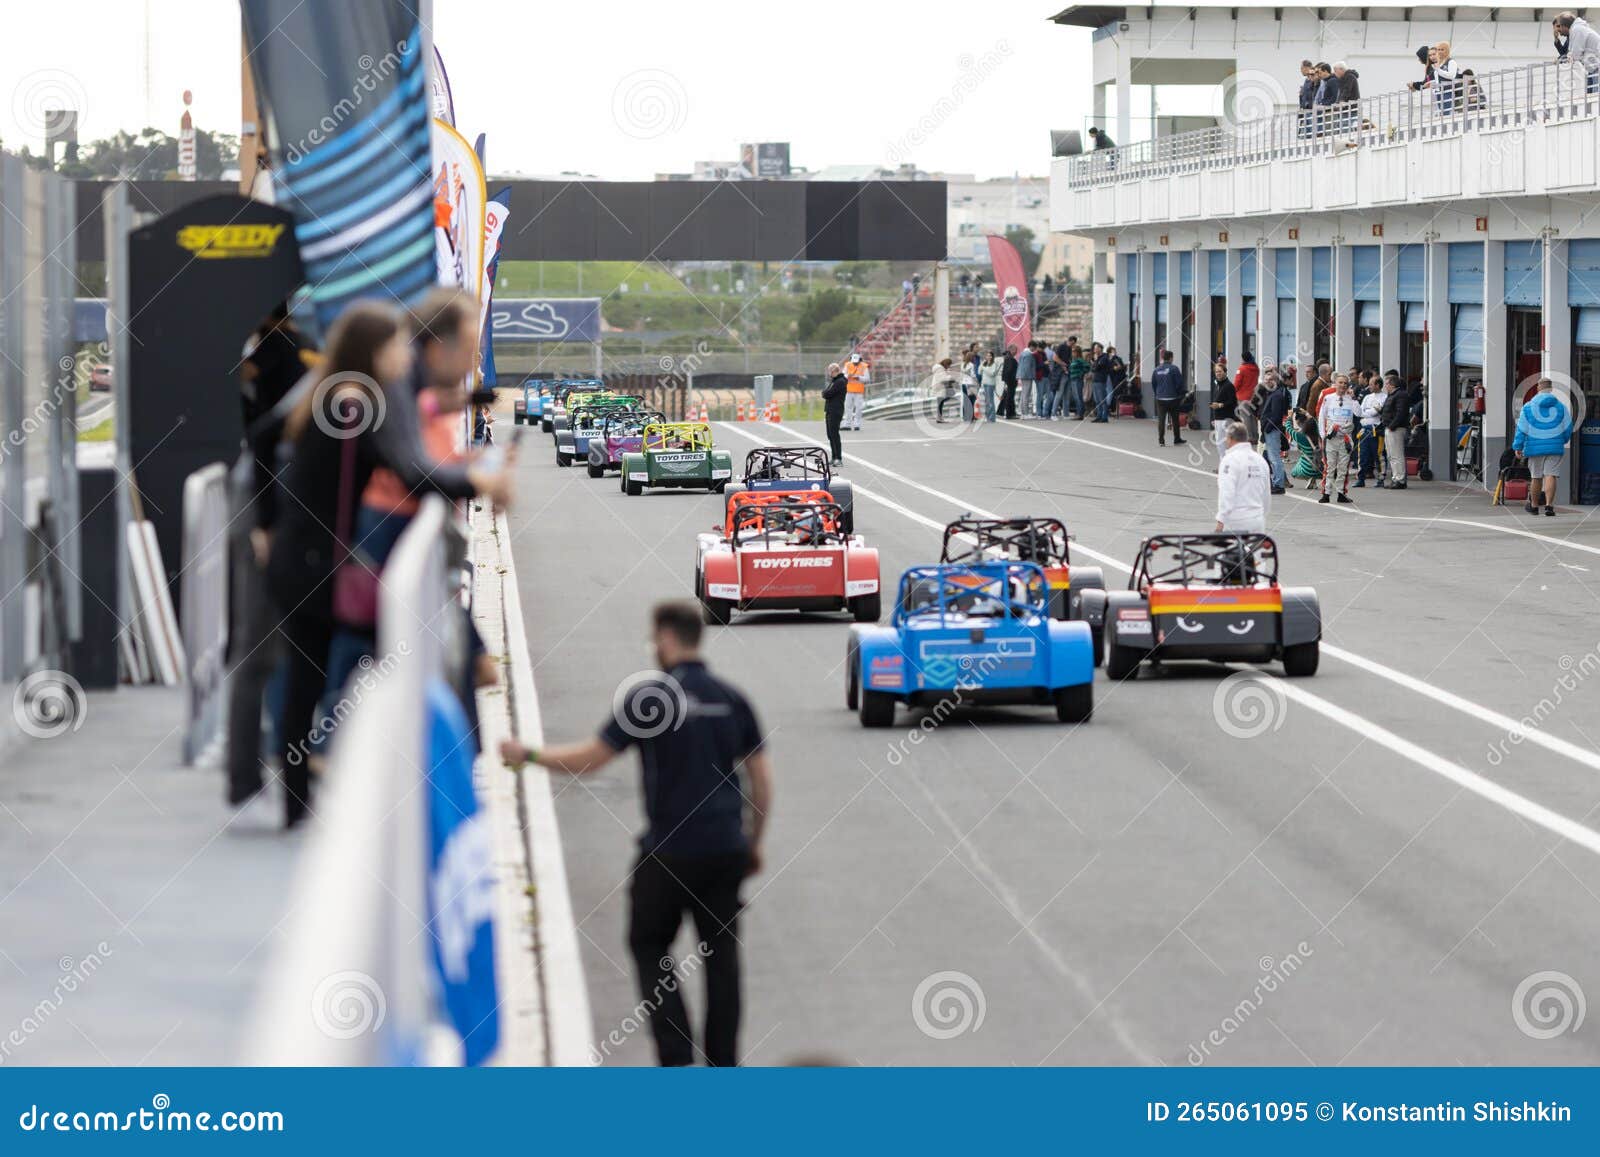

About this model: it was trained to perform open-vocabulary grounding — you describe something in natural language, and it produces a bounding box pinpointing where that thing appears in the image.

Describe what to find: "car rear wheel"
[1089,625,1104,667]
[556,451,572,467]
[1053,683,1093,723]
[541,419,553,433]
[701,597,733,625]
[849,592,881,623]
[1282,641,1320,678]
[713,481,728,494]
[859,690,895,728]
[1106,641,1140,681]
[624,479,643,496]
[586,460,604,478]
[841,510,854,534]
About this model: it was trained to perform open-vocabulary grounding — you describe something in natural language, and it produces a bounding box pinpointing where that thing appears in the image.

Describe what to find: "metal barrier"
[1066,58,1600,189]
[246,496,452,1064]
[179,462,230,765]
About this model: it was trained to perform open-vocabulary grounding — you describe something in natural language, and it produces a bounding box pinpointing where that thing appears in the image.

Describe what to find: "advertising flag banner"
[431,43,456,125]
[480,187,512,385]
[240,0,436,330]
[986,233,1032,351]
[430,118,487,298]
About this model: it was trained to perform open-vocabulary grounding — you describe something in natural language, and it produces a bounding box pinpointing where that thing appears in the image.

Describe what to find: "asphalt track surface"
[507,413,1600,1066]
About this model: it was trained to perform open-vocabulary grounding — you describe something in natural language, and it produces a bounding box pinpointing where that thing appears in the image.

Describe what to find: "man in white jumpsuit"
[1216,421,1272,532]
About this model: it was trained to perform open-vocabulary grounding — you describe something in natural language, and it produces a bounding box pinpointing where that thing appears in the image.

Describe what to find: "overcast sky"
[3,0,1099,180]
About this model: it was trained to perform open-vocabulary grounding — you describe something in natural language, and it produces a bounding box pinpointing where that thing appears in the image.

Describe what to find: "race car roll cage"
[600,409,667,440]
[722,492,845,544]
[1131,533,1280,592]
[940,516,1069,567]
[742,445,832,484]
[568,396,644,427]
[642,422,714,453]
[894,562,1048,627]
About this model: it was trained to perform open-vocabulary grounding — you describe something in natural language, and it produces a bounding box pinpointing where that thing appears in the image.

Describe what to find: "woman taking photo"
[265,300,513,828]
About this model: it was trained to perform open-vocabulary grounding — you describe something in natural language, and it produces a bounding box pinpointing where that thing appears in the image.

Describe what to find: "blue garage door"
[1448,242,1484,304]
[1207,250,1227,296]
[1504,240,1542,307]
[1153,256,1168,297]
[1124,253,1139,293]
[1352,245,1381,301]
[1569,239,1600,307]
[1311,248,1332,298]
[1403,302,1425,333]
[1156,295,1169,325]
[1239,250,1257,297]
[1179,250,1194,296]
[1244,297,1257,335]
[1397,244,1424,302]
[1453,304,1485,365]
[1358,302,1380,328]
[1577,307,1600,346]
[1274,249,1296,298]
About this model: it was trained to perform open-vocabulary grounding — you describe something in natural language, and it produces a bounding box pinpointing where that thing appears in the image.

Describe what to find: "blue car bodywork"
[846,561,1095,727]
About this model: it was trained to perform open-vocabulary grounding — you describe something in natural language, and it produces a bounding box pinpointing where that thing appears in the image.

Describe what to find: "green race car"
[619,422,733,496]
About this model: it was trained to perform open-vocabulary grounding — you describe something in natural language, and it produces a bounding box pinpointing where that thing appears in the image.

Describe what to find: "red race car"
[695,490,881,625]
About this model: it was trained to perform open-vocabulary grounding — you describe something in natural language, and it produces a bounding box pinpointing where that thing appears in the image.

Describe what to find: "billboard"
[490,298,603,344]
[741,141,791,178]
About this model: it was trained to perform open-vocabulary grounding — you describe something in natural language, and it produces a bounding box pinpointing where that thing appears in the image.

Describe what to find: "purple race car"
[586,409,666,477]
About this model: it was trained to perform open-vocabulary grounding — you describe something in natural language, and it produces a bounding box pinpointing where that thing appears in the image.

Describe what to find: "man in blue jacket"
[1513,378,1576,516]
[1150,349,1187,447]
[1313,62,1339,134]
[1297,60,1317,137]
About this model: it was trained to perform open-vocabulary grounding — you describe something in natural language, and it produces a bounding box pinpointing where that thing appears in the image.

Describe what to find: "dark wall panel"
[77,178,947,264]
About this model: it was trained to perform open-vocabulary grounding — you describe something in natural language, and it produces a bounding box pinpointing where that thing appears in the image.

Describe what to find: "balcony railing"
[1064,59,1600,189]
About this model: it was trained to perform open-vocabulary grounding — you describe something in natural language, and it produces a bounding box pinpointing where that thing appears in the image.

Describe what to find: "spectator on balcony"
[1408,45,1435,92]
[979,349,1002,423]
[1333,62,1361,131]
[1297,60,1318,137]
[1555,13,1600,93]
[1313,63,1339,133]
[1088,126,1115,150]
[1429,42,1461,114]
[1461,69,1486,111]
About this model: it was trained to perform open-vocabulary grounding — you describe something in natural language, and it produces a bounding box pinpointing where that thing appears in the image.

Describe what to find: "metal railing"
[1065,58,1600,189]
[247,496,455,1064]
[179,462,229,765]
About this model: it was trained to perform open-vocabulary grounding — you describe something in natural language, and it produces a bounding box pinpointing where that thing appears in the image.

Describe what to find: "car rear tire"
[624,479,643,496]
[556,451,572,468]
[1089,625,1104,668]
[701,597,733,625]
[1106,642,1140,681]
[541,419,552,433]
[713,481,728,494]
[859,690,895,728]
[586,460,604,478]
[845,643,860,710]
[849,593,881,623]
[1053,683,1093,723]
[1282,641,1320,677]
[842,509,854,534]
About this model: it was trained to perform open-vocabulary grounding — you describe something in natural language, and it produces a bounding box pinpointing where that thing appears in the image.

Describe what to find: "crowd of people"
[933,337,1137,425]
[229,288,516,830]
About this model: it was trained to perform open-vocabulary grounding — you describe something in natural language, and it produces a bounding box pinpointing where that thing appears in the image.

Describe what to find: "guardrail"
[247,496,462,1065]
[180,463,229,765]
[1066,58,1600,188]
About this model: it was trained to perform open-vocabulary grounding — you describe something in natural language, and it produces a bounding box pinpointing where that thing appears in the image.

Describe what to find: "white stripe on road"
[1007,419,1600,559]
[719,421,1600,858]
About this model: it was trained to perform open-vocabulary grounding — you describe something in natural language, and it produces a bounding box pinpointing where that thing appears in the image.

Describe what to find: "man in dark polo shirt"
[500,601,773,1066]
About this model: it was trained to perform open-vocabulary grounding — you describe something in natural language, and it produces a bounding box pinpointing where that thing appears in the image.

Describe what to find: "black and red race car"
[1098,533,1321,680]
[694,490,881,625]
[939,516,1106,661]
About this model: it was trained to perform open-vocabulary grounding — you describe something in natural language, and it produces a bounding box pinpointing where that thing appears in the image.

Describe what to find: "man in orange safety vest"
[844,352,870,430]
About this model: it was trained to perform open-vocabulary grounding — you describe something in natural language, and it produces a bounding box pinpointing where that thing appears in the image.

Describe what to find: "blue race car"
[513,377,550,426]
[542,378,606,433]
[846,561,1095,728]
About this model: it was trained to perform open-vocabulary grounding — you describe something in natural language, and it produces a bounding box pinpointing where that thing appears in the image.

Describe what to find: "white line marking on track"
[1005,419,1600,559]
[719,422,1600,858]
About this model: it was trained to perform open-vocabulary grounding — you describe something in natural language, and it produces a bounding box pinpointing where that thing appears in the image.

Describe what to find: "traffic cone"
[736,399,747,422]
[698,402,710,422]
[767,400,781,422]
